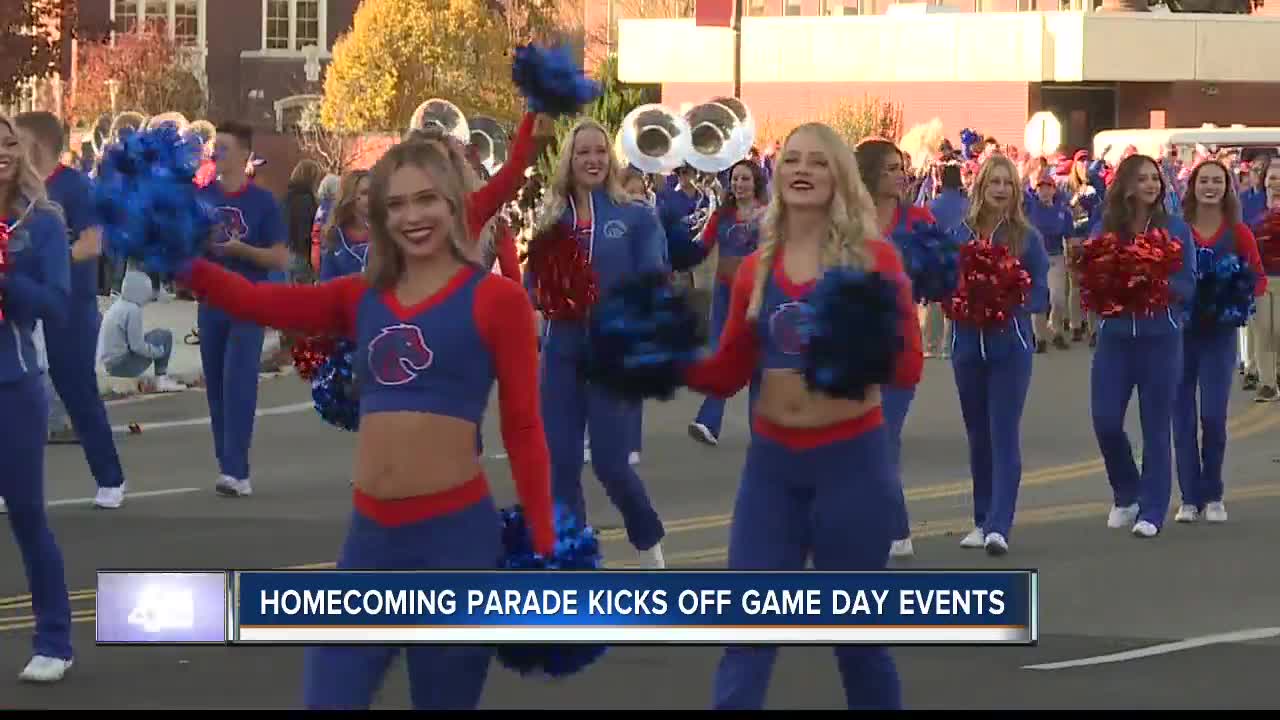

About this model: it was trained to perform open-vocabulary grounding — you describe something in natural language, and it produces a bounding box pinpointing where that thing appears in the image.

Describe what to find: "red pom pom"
[292,335,338,382]
[527,222,600,322]
[1073,229,1182,317]
[944,241,1031,328]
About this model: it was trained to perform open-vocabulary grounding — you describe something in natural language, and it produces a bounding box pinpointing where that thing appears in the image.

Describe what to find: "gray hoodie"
[97,269,162,367]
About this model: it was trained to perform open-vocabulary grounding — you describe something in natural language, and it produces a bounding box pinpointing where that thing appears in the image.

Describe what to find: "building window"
[842,0,864,12]
[748,0,767,14]
[111,0,205,47]
[113,0,138,33]
[261,0,328,54]
[784,0,802,14]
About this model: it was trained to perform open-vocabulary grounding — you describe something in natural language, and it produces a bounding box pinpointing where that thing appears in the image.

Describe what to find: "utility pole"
[732,0,742,98]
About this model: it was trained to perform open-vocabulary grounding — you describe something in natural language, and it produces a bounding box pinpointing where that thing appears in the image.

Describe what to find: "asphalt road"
[3,339,1278,710]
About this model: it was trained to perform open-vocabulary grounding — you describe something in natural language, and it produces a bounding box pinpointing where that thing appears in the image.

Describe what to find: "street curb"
[97,357,297,400]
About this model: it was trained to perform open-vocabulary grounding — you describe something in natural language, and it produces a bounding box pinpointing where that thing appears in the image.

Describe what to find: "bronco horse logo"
[367,324,434,385]
[769,301,814,356]
[214,206,249,243]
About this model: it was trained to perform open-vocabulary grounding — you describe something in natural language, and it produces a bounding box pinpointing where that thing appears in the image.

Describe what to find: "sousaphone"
[468,115,509,176]
[617,103,693,175]
[683,98,753,174]
[408,98,470,145]
[108,111,147,142]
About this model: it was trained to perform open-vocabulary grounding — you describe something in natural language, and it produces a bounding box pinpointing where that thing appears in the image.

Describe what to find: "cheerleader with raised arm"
[948,154,1049,554]
[687,158,768,447]
[1082,154,1197,538]
[525,118,670,568]
[680,123,923,709]
[176,139,555,710]
[1172,159,1266,524]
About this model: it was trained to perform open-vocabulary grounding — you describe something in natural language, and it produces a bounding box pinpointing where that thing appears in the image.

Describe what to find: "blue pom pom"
[311,340,359,431]
[94,124,215,275]
[511,44,601,116]
[1192,247,1257,328]
[960,128,980,148]
[803,268,905,401]
[892,221,960,304]
[582,272,704,402]
[496,504,607,678]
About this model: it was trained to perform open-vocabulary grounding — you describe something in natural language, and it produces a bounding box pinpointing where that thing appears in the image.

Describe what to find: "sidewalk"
[94,294,290,399]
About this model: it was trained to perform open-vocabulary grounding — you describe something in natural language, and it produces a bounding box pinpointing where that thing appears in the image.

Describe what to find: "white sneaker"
[888,538,914,558]
[687,422,718,447]
[93,486,125,509]
[1203,501,1228,523]
[583,448,591,463]
[1174,504,1199,523]
[215,475,252,497]
[1132,520,1159,538]
[960,527,985,548]
[0,497,6,514]
[153,376,187,393]
[984,532,1009,556]
[1107,503,1140,528]
[19,655,72,683]
[628,451,640,466]
[640,543,666,569]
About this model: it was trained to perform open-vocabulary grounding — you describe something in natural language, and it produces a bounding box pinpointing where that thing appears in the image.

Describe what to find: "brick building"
[610,0,1280,154]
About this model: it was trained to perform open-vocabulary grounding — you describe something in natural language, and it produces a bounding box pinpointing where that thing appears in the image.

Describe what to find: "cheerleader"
[854,138,935,559]
[685,122,922,709]
[175,139,554,709]
[0,114,74,682]
[1088,154,1198,538]
[1248,155,1280,401]
[687,159,768,447]
[526,119,669,568]
[317,170,370,281]
[1172,159,1266,524]
[950,154,1049,554]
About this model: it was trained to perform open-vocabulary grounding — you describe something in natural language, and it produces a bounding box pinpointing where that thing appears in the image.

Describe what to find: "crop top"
[177,257,554,553]
[683,240,924,448]
[700,206,762,260]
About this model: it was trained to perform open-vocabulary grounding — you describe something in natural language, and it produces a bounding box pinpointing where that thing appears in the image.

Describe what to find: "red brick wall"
[662,80,1031,146]
[1117,81,1280,129]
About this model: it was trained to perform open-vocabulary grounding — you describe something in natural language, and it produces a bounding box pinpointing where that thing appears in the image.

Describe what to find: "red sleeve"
[496,227,521,283]
[466,112,537,237]
[179,258,361,338]
[683,254,761,396]
[1236,224,1269,296]
[871,240,924,388]
[473,274,555,556]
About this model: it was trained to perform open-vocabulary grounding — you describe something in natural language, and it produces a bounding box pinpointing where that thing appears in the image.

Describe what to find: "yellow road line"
[1,405,1274,615]
[3,482,1278,633]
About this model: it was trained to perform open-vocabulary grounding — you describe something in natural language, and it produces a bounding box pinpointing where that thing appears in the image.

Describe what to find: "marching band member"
[684,122,921,710]
[1088,154,1197,538]
[195,122,290,499]
[855,137,934,559]
[174,138,554,710]
[1247,155,1280,401]
[950,154,1050,554]
[14,112,130,508]
[527,118,669,568]
[317,170,370,281]
[0,113,75,682]
[1026,172,1075,352]
[688,158,768,447]
[1172,159,1265,524]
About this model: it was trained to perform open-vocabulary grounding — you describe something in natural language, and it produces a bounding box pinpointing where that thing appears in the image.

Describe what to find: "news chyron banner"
[96,570,1036,646]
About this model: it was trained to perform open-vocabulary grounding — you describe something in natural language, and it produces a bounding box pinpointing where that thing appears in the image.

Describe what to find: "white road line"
[46,487,202,507]
[1022,627,1280,670]
[111,401,315,434]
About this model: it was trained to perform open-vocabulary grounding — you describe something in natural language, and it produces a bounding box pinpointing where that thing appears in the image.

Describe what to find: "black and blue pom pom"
[1193,247,1257,328]
[582,272,704,402]
[803,268,905,401]
[496,504,607,678]
[311,340,359,432]
[94,124,215,275]
[511,44,601,116]
[893,221,960,304]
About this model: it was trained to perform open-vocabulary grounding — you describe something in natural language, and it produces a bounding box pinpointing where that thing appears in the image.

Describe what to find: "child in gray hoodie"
[97,267,186,392]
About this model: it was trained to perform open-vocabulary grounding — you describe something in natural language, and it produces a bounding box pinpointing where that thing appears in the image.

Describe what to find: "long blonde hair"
[0,114,59,221]
[363,139,472,289]
[964,154,1031,255]
[532,117,628,239]
[323,170,369,250]
[746,122,879,320]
